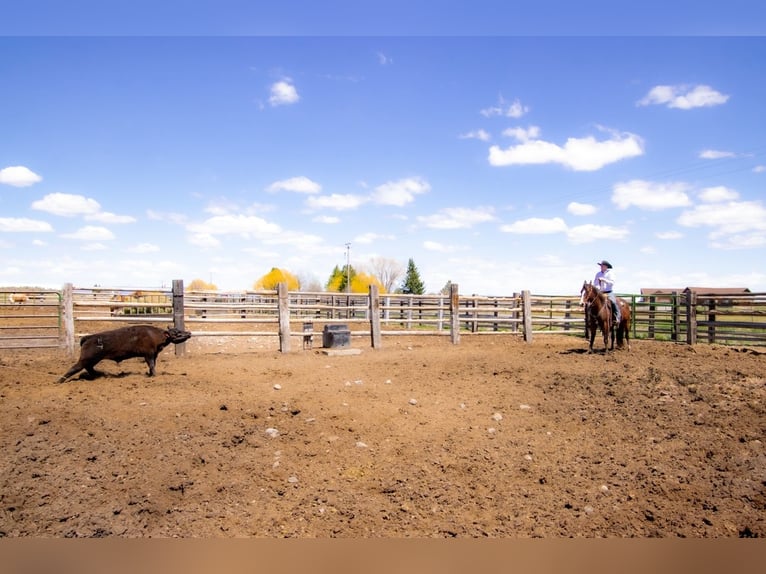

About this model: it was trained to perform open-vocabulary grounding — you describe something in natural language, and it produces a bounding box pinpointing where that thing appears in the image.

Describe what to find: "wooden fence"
[2,282,765,351]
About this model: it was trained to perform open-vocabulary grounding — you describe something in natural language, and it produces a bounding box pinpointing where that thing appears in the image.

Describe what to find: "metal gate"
[0,289,62,349]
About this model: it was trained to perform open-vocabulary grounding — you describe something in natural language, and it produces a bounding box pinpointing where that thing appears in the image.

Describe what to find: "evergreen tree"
[400,258,425,295]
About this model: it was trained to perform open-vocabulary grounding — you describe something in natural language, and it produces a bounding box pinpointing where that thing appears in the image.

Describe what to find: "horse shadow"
[561,348,589,355]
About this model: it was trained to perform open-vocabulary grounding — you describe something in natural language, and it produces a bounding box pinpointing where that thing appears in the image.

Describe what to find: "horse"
[579,281,632,353]
[580,281,613,353]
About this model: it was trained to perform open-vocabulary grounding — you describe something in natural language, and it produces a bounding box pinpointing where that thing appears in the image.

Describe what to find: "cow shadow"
[69,370,133,382]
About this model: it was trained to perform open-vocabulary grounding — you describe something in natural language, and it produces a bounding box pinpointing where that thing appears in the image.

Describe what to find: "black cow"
[58,325,192,383]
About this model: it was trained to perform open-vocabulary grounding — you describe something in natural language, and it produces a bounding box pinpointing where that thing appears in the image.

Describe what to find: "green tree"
[254,268,300,291]
[440,280,454,295]
[326,264,357,292]
[400,258,425,295]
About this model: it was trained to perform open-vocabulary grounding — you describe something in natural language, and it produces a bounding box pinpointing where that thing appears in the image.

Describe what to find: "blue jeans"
[606,292,620,324]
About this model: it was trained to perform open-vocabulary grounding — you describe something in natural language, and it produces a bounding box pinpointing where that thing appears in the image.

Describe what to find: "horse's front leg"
[588,322,596,353]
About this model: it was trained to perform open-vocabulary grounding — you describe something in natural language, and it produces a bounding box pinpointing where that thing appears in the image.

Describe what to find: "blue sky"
[1,3,766,295]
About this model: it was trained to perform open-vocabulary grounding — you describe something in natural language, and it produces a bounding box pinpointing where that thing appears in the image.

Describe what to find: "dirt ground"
[1,332,765,538]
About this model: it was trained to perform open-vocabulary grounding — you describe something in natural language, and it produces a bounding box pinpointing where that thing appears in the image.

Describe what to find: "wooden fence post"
[62,282,75,355]
[647,295,656,339]
[522,290,533,343]
[707,298,716,344]
[369,284,382,349]
[172,279,186,356]
[277,282,291,352]
[685,291,697,345]
[449,283,460,345]
[671,291,679,341]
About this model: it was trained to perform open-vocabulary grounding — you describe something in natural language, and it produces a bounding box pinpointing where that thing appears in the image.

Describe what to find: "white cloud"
[370,177,430,207]
[698,186,739,203]
[306,193,368,211]
[418,207,495,229]
[678,200,766,235]
[81,242,108,251]
[699,149,736,159]
[566,224,629,244]
[86,211,137,224]
[567,202,596,216]
[423,240,462,253]
[612,180,692,210]
[353,232,395,244]
[126,243,160,253]
[187,214,282,237]
[754,165,766,173]
[261,230,325,251]
[188,233,221,248]
[266,176,321,194]
[638,84,729,109]
[500,217,567,234]
[656,231,684,240]
[0,217,54,232]
[377,51,392,65]
[489,130,643,171]
[502,125,541,142]
[269,79,300,106]
[32,193,101,217]
[61,225,115,241]
[480,97,528,118]
[147,209,188,224]
[0,165,43,187]
[313,215,340,224]
[459,129,491,141]
[712,233,766,249]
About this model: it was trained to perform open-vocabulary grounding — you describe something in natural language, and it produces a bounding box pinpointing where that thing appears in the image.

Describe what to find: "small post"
[277,282,291,352]
[369,284,382,349]
[449,283,460,344]
[62,282,75,355]
[647,295,656,339]
[522,290,533,343]
[685,291,697,345]
[172,279,186,356]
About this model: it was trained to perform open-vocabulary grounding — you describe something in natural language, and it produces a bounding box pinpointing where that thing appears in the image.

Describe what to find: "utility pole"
[345,243,351,293]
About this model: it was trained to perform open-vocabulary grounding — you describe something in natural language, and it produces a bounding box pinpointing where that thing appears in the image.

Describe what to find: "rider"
[595,260,621,325]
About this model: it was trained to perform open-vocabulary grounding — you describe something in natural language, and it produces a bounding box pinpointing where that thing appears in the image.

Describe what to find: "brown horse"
[579,281,632,352]
[580,281,613,353]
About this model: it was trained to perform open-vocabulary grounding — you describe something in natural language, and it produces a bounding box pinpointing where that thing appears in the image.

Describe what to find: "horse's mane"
[583,281,607,303]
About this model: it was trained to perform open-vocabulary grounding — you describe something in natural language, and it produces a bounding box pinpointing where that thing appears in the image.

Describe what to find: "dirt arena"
[1,332,764,538]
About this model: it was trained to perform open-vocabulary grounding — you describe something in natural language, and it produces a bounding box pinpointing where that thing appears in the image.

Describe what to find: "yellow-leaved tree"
[351,272,385,293]
[186,278,217,291]
[254,268,300,291]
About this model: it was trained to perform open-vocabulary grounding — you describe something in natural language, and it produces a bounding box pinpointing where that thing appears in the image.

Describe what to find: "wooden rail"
[3,282,766,351]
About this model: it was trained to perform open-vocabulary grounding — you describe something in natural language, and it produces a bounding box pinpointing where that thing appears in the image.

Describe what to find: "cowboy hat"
[597,260,613,269]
